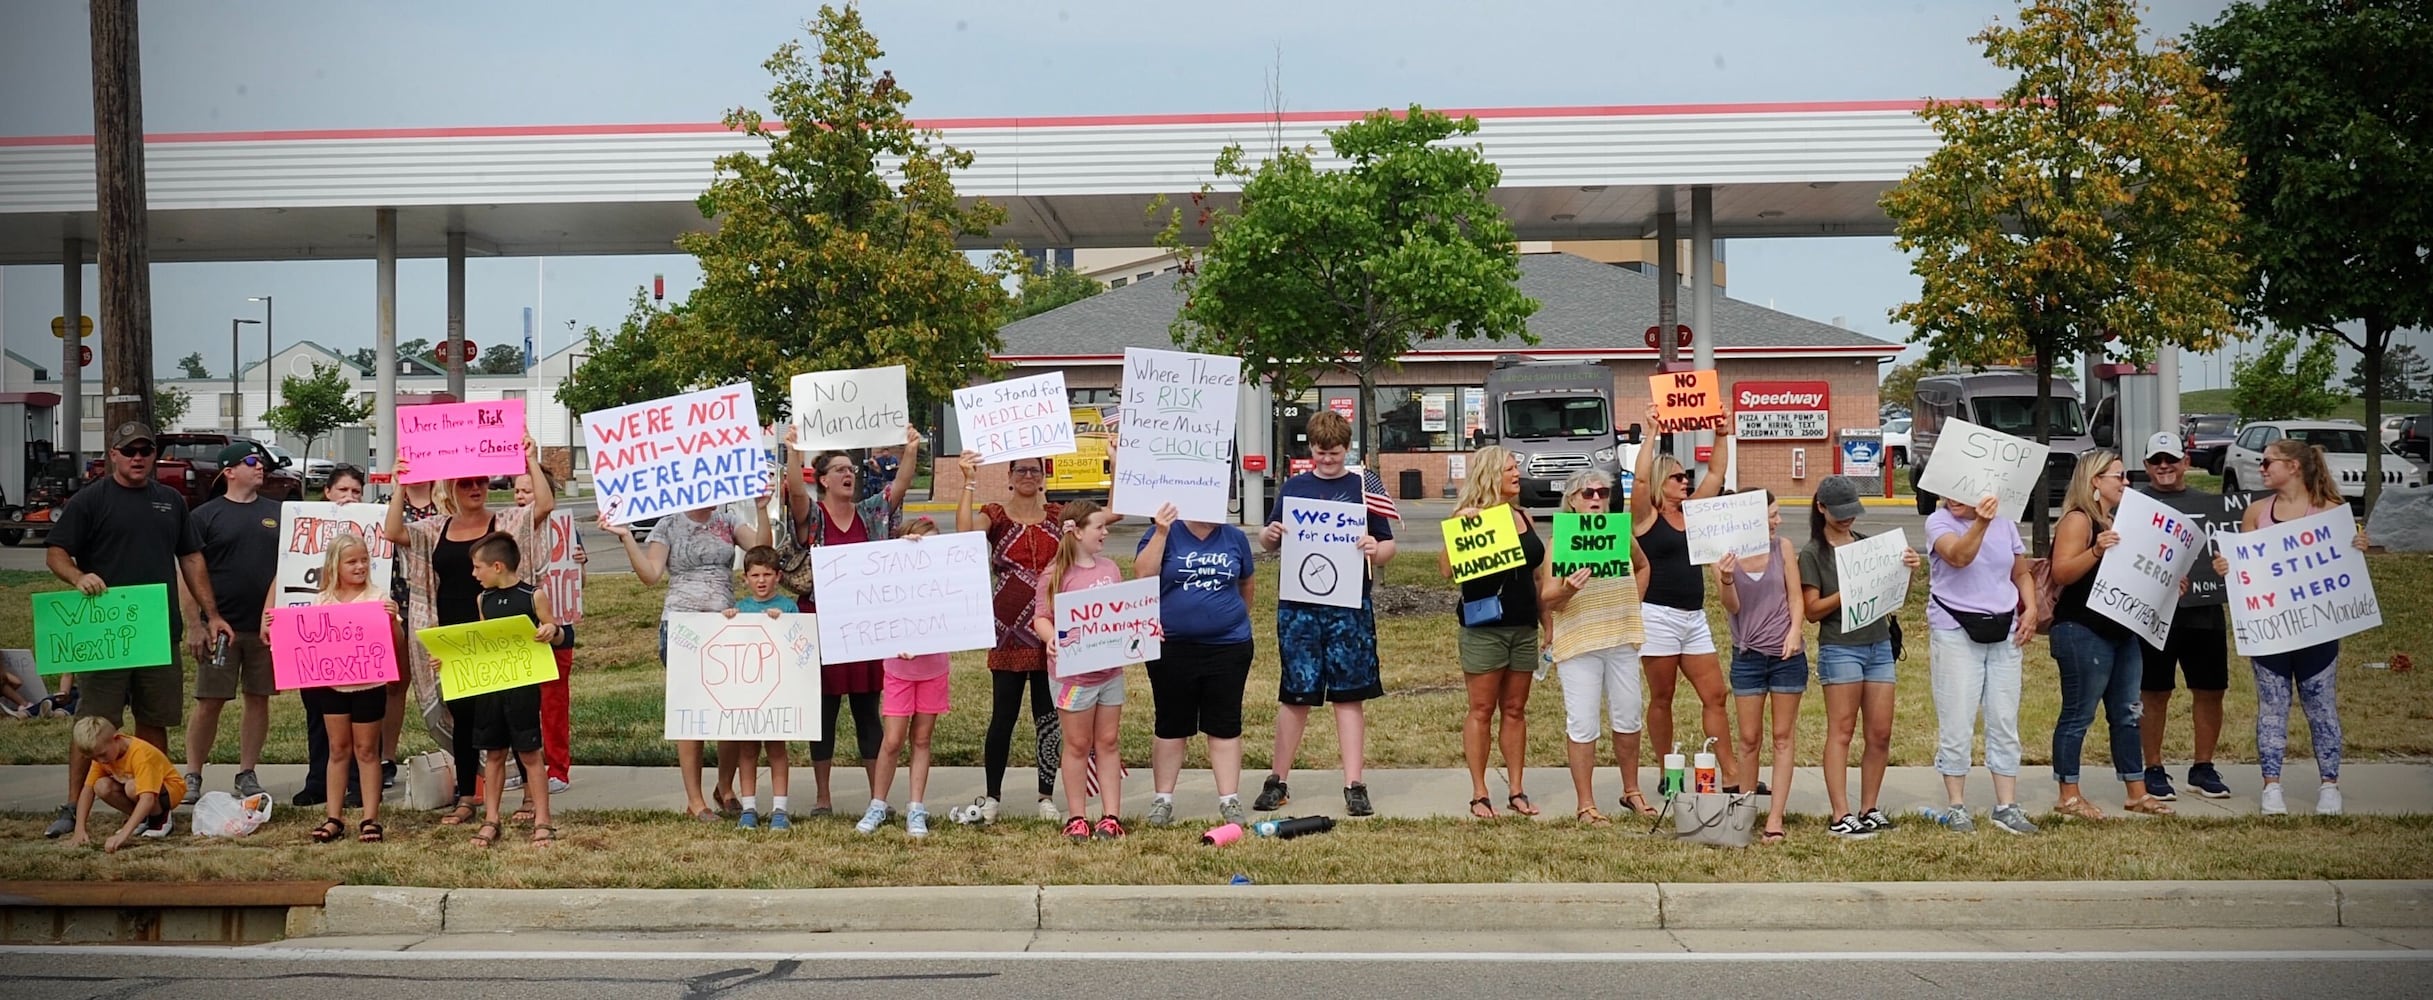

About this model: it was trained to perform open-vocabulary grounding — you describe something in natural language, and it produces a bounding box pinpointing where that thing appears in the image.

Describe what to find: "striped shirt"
[1548,573,1645,662]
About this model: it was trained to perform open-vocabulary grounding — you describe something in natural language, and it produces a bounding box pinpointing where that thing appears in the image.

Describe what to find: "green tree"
[2343,344,2430,404]
[1158,105,1540,458]
[1880,360,1931,413]
[675,4,1012,426]
[348,339,432,374]
[154,385,191,428]
[1006,263,1102,322]
[2191,0,2433,508]
[2230,332,2344,423]
[264,362,373,468]
[1882,0,2245,551]
[556,290,702,419]
[475,343,526,376]
[174,352,210,379]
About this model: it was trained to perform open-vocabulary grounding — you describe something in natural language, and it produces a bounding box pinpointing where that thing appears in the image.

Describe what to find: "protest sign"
[661,612,822,741]
[790,365,909,451]
[1442,504,1526,583]
[267,602,399,691]
[954,372,1075,465]
[1833,530,1912,632]
[31,584,171,675]
[582,383,767,527]
[421,618,559,699]
[1053,577,1163,677]
[1917,417,2050,522]
[1550,511,1633,579]
[1279,497,1367,608]
[2223,506,2380,657]
[273,502,394,609]
[1112,348,1240,523]
[2090,489,2207,645]
[1684,490,1772,566]
[809,532,995,664]
[541,510,583,626]
[1648,369,1726,433]
[396,400,525,484]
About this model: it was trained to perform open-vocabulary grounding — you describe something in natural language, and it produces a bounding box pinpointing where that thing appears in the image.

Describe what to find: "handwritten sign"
[1279,497,1367,608]
[790,365,909,451]
[583,383,767,527]
[808,532,995,664]
[1442,504,1527,583]
[1918,417,2050,522]
[396,400,525,484]
[1551,511,1633,579]
[1649,369,1725,433]
[2090,489,2206,646]
[420,617,558,699]
[1833,530,1912,632]
[2223,507,2380,657]
[954,372,1075,465]
[1053,577,1163,677]
[31,584,172,675]
[541,511,583,626]
[273,502,394,609]
[268,602,399,690]
[1684,491,1772,566]
[1112,348,1240,523]
[662,612,822,741]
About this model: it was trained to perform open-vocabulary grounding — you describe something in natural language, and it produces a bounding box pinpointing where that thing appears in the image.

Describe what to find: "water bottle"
[1201,823,1244,846]
[1253,819,1280,838]
[1660,744,1687,798]
[1229,874,1254,886]
[1263,816,1335,839]
[1913,805,1951,827]
[1692,738,1720,794]
[1535,646,1554,682]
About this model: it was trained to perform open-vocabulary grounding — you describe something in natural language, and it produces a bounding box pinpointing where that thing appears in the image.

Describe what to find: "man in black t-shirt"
[2135,432,2234,802]
[179,441,285,805]
[41,423,229,838]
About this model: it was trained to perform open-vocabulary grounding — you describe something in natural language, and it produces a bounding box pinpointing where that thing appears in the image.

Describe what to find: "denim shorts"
[1816,640,1897,686]
[1729,647,1809,696]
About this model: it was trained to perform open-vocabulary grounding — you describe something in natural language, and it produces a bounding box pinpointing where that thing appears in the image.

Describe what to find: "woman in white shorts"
[1630,405,1740,792]
[1540,469,1653,822]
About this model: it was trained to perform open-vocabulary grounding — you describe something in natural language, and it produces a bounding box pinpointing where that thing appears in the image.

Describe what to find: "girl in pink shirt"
[1030,501,1129,841]
[859,518,954,838]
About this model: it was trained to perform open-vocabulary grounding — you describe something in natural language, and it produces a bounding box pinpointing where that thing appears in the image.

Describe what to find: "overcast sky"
[1,0,2252,386]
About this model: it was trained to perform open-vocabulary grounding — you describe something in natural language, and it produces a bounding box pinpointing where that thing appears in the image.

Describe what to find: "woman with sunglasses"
[787,424,923,816]
[1540,469,1653,823]
[2048,450,2173,820]
[1630,404,1740,792]
[952,449,1065,824]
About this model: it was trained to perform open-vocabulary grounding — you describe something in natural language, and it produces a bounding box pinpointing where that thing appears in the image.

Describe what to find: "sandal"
[2124,795,2177,817]
[309,817,347,844]
[690,807,721,823]
[1507,793,1540,817]
[715,792,744,817]
[1620,791,1659,817]
[357,820,385,844]
[529,824,557,847]
[469,821,501,848]
[439,801,476,826]
[2053,796,2106,821]
[1468,797,1497,820]
[511,801,536,825]
[1575,806,1611,827]
[1762,829,1787,844]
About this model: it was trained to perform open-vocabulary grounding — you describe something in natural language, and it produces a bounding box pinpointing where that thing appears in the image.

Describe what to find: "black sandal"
[1468,797,1497,819]
[310,817,347,843]
[1507,793,1540,816]
[357,820,384,843]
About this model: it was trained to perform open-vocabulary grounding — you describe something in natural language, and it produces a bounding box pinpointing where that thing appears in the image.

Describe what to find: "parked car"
[2392,414,2432,464]
[1909,368,2091,515]
[153,433,306,507]
[2221,419,2423,505]
[301,457,337,488]
[1879,416,1912,468]
[2182,412,2238,474]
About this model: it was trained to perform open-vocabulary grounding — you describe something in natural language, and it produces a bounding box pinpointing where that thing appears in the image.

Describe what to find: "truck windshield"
[1501,397,1609,438]
[1971,397,2086,439]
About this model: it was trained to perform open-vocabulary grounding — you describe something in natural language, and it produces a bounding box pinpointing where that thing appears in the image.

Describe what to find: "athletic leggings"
[2254,651,2342,783]
[985,670,1058,800]
[809,693,883,764]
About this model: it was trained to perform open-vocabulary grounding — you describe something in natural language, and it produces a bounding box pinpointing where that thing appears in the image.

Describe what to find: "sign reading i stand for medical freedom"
[1550,512,1633,579]
[31,584,171,675]
[1916,417,2050,522]
[421,617,560,699]
[1111,347,1240,523]
[2222,506,2380,657]
[954,372,1075,465]
[582,383,767,527]
[1052,577,1164,677]
[1648,369,1726,433]
[661,612,822,741]
[790,365,909,451]
[1442,504,1526,583]
[395,400,525,484]
[541,510,583,626]
[267,602,399,691]
[809,531,995,664]
[1833,530,1912,632]
[273,502,394,609]
[2090,488,2206,646]
[1683,490,1772,565]
[1279,497,1368,608]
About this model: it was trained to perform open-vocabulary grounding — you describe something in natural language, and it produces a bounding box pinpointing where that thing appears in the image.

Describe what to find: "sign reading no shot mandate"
[791,365,910,451]
[1550,512,1632,579]
[1111,348,1240,524]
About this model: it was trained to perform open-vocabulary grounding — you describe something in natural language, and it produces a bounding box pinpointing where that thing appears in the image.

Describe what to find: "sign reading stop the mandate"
[661,612,823,741]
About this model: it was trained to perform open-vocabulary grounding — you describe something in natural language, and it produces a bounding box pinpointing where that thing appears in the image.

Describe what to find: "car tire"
[2222,469,2240,494]
[0,529,22,547]
[1913,470,1936,516]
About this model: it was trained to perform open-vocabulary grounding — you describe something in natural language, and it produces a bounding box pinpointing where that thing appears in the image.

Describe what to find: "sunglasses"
[117,445,155,458]
[2145,456,2184,465]
[1576,487,1612,499]
[235,455,264,468]
[1665,473,1689,483]
[1010,467,1045,477]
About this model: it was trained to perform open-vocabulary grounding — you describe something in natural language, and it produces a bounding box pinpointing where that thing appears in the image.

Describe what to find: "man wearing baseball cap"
[2136,430,2234,801]
[41,422,231,838]
[178,441,285,807]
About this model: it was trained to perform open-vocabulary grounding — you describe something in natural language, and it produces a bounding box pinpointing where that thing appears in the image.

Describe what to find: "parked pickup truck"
[154,433,306,507]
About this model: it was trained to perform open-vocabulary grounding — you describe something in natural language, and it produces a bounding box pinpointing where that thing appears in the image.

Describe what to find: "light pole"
[247,295,274,428]
[230,317,261,433]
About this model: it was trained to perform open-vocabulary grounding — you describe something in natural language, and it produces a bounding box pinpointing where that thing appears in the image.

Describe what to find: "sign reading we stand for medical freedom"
[396,400,525,484]
[582,383,767,528]
[1112,348,1240,524]
[662,612,822,741]
[2089,488,2207,646]
[1648,369,1726,434]
[273,502,394,609]
[808,531,995,664]
[1053,576,1164,677]
[1683,490,1772,566]
[954,372,1075,465]
[267,602,399,691]
[2222,506,2381,657]
[1442,505,1527,583]
[1917,417,2050,522]
[791,365,910,451]
[1833,530,1911,632]
[1279,497,1368,608]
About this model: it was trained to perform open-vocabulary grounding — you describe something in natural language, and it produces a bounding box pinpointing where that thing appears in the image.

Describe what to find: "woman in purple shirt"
[1923,492,2042,836]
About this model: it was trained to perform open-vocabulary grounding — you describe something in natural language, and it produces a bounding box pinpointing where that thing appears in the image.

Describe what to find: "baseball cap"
[2144,431,2185,462]
[1815,476,1866,521]
[217,441,270,466]
[109,421,156,451]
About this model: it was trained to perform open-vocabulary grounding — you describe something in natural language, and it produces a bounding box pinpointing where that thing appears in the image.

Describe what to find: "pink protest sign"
[268,601,400,691]
[396,400,525,484]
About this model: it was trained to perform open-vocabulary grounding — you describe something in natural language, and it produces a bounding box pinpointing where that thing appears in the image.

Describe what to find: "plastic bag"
[191,790,273,838]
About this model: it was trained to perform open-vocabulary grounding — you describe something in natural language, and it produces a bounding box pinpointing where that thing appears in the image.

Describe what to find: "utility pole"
[91,0,154,433]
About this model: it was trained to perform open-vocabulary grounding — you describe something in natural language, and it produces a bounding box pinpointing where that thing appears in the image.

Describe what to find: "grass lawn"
[5,552,2430,773]
[2182,387,2433,429]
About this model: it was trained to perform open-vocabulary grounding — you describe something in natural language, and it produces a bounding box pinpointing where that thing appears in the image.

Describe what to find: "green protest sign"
[1551,512,1633,579]
[32,584,174,675]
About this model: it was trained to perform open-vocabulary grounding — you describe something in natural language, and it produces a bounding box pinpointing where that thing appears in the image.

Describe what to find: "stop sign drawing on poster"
[661,612,822,741]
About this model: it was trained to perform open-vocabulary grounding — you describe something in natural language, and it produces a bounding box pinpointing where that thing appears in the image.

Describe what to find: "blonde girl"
[284,532,401,843]
[1030,500,1130,841]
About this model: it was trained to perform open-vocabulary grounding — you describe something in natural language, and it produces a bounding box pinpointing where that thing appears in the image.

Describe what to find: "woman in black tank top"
[1629,403,1743,791]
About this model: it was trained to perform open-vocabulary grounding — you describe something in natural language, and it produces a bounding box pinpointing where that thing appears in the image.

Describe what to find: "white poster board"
[1278,497,1367,609]
[1917,417,2050,522]
[1683,491,1772,566]
[539,510,584,626]
[1112,348,1240,523]
[2223,507,2381,656]
[2089,489,2205,646]
[582,382,768,527]
[273,502,395,609]
[953,371,1075,465]
[1833,530,1912,633]
[790,365,910,451]
[808,532,995,664]
[661,612,822,741]
[1051,576,1163,678]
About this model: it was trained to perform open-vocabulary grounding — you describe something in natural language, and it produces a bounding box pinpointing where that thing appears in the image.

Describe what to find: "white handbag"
[403,750,456,810]
[1671,792,1759,848]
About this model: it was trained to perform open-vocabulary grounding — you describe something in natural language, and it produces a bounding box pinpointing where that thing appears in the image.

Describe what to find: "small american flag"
[1359,467,1400,521]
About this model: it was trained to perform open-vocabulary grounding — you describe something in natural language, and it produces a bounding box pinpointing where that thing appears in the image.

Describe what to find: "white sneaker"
[854,800,889,834]
[140,811,173,838]
[546,777,571,794]
[906,806,931,838]
[2317,784,2343,816]
[2261,783,2287,816]
[1038,797,1061,821]
[502,773,524,791]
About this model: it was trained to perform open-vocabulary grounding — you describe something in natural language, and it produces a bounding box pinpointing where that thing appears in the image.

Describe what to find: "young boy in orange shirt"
[68,716,182,851]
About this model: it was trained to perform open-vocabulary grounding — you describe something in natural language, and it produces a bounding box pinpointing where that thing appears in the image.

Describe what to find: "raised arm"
[1631,404,1659,526]
[1688,422,1732,502]
[522,435,553,523]
[1134,504,1177,579]
[1931,496,2000,568]
[382,462,412,543]
[955,450,982,533]
[882,425,921,509]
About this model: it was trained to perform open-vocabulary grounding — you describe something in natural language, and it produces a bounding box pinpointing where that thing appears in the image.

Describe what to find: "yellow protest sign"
[1442,504,1527,582]
[419,617,558,700]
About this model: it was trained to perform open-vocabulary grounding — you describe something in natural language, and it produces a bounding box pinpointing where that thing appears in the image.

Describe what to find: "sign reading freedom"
[583,383,767,527]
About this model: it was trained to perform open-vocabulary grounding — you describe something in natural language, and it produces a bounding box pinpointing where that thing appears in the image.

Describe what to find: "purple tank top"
[1727,542,1794,655]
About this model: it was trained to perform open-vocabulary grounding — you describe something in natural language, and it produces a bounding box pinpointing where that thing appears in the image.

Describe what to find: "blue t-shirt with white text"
[1137,523,1256,644]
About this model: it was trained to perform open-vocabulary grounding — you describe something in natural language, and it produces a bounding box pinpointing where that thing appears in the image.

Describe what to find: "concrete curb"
[312,880,2433,937]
